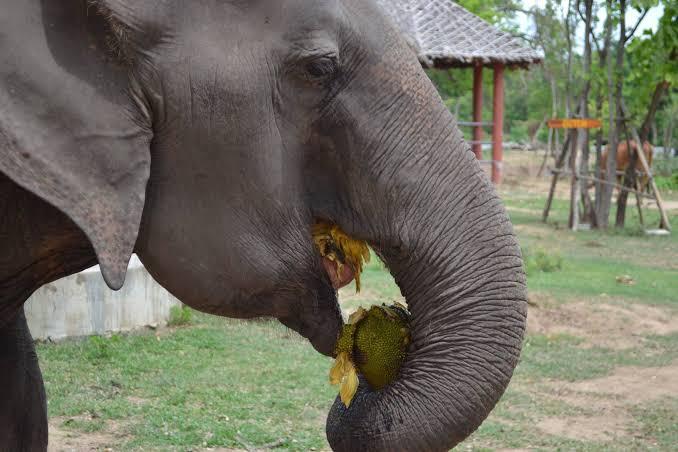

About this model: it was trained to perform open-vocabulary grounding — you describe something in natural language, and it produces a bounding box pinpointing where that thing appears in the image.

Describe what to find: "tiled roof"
[376,0,543,68]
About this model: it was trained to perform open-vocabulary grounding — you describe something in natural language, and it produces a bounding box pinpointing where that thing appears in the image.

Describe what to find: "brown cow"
[600,140,653,192]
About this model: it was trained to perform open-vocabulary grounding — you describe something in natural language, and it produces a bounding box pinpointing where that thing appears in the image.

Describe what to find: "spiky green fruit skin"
[335,323,356,356]
[352,306,410,390]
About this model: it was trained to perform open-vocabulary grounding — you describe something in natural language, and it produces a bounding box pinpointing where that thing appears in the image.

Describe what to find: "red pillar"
[492,63,505,184]
[472,65,483,160]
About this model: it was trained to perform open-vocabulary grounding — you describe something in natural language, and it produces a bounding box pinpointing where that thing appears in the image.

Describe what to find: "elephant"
[0,0,527,450]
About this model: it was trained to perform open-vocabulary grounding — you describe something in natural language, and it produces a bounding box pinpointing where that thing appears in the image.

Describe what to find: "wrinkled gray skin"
[0,0,527,450]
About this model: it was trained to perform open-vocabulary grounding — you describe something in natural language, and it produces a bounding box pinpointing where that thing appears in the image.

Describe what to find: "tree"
[457,0,519,24]
[614,0,677,226]
[594,0,658,228]
[623,0,677,124]
[426,0,677,232]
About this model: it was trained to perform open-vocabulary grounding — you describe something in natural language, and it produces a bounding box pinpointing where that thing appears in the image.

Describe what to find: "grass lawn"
[41,316,335,451]
[38,157,678,451]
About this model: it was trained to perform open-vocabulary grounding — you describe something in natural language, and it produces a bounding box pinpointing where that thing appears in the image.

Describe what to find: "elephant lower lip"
[309,325,340,356]
[321,257,355,289]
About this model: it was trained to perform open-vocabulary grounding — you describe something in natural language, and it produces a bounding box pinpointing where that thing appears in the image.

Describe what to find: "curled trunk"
[296,12,531,446]
[326,126,527,451]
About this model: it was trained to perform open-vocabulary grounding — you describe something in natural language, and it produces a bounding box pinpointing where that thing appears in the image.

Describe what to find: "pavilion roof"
[376,0,543,69]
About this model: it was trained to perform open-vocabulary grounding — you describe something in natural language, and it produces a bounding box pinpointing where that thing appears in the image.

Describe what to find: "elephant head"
[1,0,526,450]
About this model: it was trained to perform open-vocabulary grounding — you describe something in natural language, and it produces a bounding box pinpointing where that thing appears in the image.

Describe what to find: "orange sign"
[547,118,602,129]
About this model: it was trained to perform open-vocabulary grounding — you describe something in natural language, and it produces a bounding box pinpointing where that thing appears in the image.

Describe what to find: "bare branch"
[577,2,587,23]
[590,27,601,54]
[511,31,534,42]
[574,0,601,54]
[499,6,536,16]
[625,8,649,42]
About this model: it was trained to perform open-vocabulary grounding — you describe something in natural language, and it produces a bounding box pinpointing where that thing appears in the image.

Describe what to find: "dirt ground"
[48,417,247,452]
[526,298,678,443]
[536,363,678,443]
[49,420,118,452]
[499,150,678,448]
[527,295,678,350]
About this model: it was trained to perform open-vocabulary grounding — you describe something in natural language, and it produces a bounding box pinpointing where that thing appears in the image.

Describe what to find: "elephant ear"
[0,1,153,289]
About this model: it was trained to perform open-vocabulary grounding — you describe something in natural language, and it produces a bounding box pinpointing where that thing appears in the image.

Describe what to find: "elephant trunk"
[325,116,527,450]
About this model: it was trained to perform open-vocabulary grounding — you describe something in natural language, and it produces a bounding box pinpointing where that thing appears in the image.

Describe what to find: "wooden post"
[472,65,483,160]
[635,191,645,227]
[543,131,573,222]
[569,130,581,230]
[631,130,672,231]
[538,128,553,176]
[492,64,505,184]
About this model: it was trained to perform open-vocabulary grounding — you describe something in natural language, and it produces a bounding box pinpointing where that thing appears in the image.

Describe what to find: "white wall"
[25,255,181,340]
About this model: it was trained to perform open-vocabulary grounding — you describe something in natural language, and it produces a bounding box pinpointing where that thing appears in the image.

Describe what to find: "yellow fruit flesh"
[312,221,370,291]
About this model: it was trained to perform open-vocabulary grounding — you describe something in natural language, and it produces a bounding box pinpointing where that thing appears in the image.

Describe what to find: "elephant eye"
[305,56,339,80]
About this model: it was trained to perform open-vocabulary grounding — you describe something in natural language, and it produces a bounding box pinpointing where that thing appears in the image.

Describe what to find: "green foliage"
[456,0,518,25]
[624,0,677,141]
[426,0,677,153]
[653,154,678,177]
[627,0,678,86]
[84,334,121,361]
[168,305,193,327]
[655,174,678,191]
[523,246,564,275]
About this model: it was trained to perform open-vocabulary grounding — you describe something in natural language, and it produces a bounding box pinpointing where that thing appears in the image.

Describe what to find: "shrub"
[84,334,120,361]
[652,156,678,177]
[655,173,678,191]
[168,305,193,327]
[522,246,563,275]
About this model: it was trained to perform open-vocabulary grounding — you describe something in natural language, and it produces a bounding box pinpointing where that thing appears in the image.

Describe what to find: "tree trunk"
[640,81,670,140]
[579,0,594,224]
[550,74,560,158]
[615,128,637,227]
[550,73,558,120]
[651,121,658,144]
[531,116,547,148]
[664,116,674,157]
[564,0,575,117]
[593,0,613,224]
[598,0,625,229]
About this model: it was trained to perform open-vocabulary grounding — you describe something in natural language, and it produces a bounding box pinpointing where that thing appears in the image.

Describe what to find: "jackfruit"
[329,303,411,407]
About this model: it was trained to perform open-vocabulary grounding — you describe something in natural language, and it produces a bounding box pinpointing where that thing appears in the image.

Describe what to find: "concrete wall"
[25,255,181,340]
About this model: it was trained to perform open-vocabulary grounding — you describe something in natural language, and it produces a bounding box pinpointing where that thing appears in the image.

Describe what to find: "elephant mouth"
[311,220,371,293]
[296,220,370,357]
[321,256,355,289]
